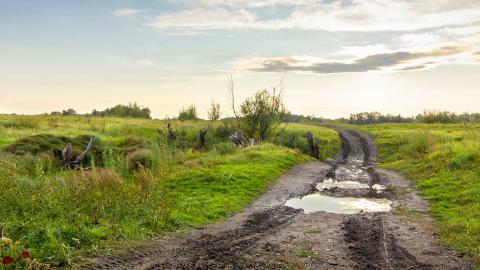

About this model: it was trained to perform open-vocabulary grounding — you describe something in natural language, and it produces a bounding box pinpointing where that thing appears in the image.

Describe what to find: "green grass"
[0,115,338,268]
[344,123,480,263]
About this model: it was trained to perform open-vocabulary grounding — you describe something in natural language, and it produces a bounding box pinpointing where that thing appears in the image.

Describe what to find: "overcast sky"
[1,0,479,118]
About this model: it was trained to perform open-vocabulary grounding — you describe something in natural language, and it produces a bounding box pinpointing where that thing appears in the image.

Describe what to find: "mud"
[85,129,474,270]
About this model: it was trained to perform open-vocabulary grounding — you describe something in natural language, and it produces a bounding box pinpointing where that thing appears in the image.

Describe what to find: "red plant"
[2,256,14,265]
[20,250,32,260]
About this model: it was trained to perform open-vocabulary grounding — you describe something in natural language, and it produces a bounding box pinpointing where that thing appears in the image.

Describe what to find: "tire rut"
[338,130,431,270]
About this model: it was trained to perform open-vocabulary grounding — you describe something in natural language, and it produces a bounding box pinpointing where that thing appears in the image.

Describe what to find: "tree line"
[48,103,152,119]
[340,110,480,125]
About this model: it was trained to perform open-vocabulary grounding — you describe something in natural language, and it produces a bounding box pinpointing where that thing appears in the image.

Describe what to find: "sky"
[0,0,479,119]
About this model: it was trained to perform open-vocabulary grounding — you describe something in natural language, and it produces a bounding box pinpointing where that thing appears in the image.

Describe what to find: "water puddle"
[285,194,392,214]
[316,179,369,190]
[316,179,386,192]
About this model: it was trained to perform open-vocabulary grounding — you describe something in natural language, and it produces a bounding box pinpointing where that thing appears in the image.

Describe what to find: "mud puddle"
[285,194,392,214]
[316,178,385,192]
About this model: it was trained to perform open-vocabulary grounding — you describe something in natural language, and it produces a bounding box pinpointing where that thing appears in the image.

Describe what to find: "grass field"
[348,123,480,262]
[0,115,339,268]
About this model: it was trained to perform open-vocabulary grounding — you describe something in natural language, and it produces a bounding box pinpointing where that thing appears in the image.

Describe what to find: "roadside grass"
[345,123,480,263]
[0,115,338,268]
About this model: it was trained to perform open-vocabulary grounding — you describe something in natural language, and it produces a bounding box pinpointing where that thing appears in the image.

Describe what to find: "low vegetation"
[351,123,480,262]
[0,114,338,268]
[341,110,480,125]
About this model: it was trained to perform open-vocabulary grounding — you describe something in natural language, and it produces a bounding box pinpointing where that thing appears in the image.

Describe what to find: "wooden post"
[306,131,320,159]
[199,128,208,149]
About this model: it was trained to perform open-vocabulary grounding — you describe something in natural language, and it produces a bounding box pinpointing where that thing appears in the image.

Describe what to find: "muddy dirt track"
[86,130,473,270]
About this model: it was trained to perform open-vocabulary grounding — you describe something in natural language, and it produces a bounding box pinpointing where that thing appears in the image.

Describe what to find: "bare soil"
[85,130,474,270]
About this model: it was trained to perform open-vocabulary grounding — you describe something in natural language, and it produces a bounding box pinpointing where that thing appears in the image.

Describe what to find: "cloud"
[238,45,470,74]
[147,8,255,31]
[338,44,391,57]
[136,60,155,65]
[113,8,144,17]
[398,65,429,71]
[146,0,480,32]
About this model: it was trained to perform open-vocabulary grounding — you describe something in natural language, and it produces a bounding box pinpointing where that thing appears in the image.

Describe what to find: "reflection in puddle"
[285,194,392,214]
[316,179,386,192]
[317,179,369,190]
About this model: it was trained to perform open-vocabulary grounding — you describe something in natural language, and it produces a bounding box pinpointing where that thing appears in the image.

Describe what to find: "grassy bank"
[0,115,338,268]
[351,123,480,262]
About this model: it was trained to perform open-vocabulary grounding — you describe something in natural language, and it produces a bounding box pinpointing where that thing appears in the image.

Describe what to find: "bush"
[178,105,198,121]
[239,89,287,140]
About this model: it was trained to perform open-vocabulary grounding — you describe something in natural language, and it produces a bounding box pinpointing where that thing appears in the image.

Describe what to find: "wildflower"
[20,250,32,260]
[0,237,13,245]
[2,256,14,265]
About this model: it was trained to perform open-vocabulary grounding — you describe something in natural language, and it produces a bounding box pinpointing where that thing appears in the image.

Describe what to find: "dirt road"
[86,130,473,270]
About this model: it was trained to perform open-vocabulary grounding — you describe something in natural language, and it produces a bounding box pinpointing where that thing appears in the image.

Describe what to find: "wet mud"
[85,129,474,270]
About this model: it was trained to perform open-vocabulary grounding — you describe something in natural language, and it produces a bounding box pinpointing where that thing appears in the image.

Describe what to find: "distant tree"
[416,110,458,124]
[62,108,76,116]
[345,112,415,125]
[91,102,151,119]
[178,105,198,121]
[207,101,221,122]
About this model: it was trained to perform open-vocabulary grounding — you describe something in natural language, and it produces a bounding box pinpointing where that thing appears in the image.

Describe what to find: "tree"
[178,105,198,121]
[91,103,151,119]
[239,88,287,140]
[62,108,76,116]
[207,101,221,122]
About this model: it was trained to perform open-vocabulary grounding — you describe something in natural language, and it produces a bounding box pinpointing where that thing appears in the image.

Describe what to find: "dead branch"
[62,143,73,162]
[226,74,240,128]
[63,137,96,169]
[229,131,246,147]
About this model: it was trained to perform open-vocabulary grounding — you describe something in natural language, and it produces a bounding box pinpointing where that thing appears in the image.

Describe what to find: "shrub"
[207,101,221,122]
[178,105,198,121]
[239,89,287,140]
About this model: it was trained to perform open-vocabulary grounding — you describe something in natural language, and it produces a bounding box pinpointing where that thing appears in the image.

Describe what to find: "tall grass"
[399,130,438,158]
[0,115,340,267]
[3,116,39,129]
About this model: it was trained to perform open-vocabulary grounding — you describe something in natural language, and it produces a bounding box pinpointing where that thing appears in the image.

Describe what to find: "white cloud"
[147,8,255,31]
[146,0,480,32]
[113,8,144,17]
[338,44,391,57]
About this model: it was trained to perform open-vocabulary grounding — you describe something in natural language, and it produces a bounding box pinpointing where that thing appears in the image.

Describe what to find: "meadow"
[0,115,339,268]
[349,123,480,262]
